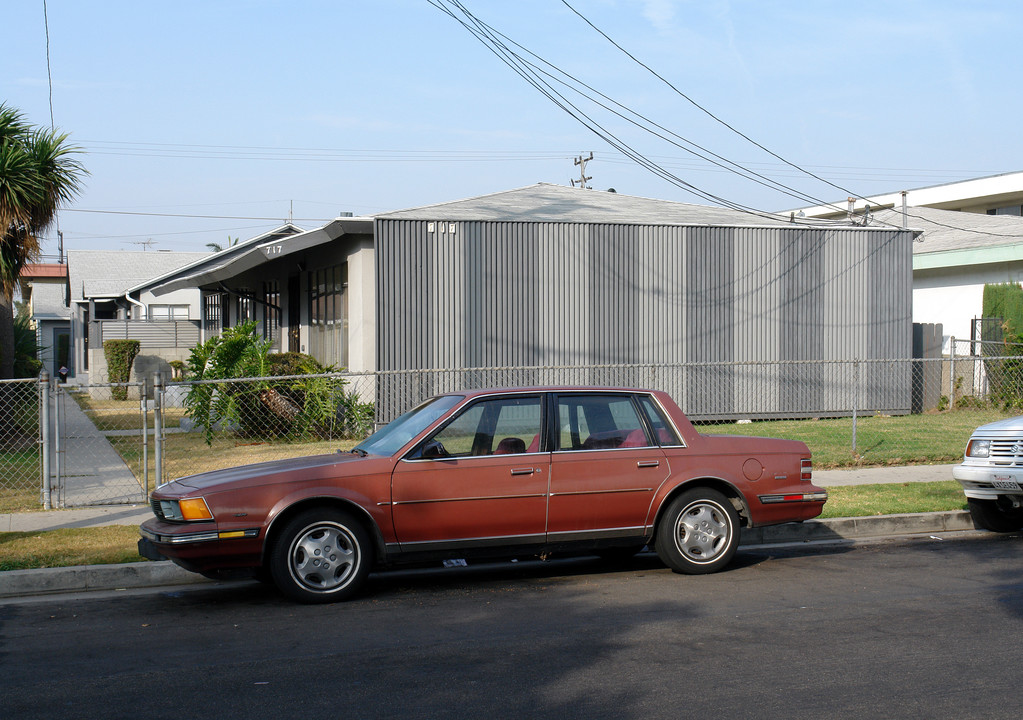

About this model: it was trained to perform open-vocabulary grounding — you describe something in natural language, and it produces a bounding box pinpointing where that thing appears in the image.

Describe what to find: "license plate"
[992,477,1022,491]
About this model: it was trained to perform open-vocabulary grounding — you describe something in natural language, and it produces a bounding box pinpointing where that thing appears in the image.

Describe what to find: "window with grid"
[262,280,281,345]
[308,263,348,366]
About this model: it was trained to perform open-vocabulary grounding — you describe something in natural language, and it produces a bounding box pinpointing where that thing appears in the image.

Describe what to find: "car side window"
[638,396,682,446]
[556,395,649,450]
[417,395,542,458]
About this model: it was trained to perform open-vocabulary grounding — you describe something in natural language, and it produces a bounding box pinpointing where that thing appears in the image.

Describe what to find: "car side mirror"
[419,440,448,460]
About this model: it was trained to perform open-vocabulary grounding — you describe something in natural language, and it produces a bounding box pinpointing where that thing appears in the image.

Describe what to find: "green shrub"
[103,340,141,400]
[183,322,373,444]
[12,314,42,378]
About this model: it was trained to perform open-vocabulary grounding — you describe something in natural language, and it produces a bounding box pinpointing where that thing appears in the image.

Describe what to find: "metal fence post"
[851,361,859,456]
[140,383,149,498]
[39,371,51,510]
[54,383,63,507]
[153,371,164,490]
[949,336,956,405]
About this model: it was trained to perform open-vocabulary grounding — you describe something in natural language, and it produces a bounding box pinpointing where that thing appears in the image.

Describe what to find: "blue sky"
[3,0,1020,256]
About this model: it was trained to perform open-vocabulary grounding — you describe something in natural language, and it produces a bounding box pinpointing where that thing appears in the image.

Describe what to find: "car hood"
[169,452,386,492]
[969,415,1023,436]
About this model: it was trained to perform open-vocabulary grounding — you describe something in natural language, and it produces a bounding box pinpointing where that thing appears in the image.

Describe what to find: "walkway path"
[52,389,147,507]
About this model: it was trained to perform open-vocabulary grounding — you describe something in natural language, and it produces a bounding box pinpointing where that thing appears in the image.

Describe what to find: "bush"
[103,340,141,400]
[12,314,42,378]
[183,323,373,444]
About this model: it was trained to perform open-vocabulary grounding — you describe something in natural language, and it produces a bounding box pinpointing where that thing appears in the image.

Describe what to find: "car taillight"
[800,458,812,481]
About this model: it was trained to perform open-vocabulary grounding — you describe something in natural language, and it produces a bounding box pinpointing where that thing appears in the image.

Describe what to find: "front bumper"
[138,517,264,574]
[953,463,1023,500]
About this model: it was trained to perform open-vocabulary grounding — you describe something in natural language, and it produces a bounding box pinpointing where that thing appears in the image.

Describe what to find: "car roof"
[440,386,660,400]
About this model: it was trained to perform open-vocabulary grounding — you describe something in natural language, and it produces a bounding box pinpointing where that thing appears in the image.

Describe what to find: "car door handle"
[510,467,535,476]
[636,460,660,468]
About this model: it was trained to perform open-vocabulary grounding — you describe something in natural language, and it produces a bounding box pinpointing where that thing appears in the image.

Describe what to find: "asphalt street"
[1,532,1021,720]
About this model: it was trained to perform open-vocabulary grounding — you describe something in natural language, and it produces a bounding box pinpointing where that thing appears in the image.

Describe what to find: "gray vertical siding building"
[374,184,915,420]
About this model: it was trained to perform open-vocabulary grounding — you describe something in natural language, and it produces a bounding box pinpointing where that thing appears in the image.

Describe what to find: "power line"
[558,0,868,204]
[430,0,852,225]
[63,208,332,222]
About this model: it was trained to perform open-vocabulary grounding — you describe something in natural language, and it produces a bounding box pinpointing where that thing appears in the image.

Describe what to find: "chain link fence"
[0,378,41,513]
[8,355,1023,511]
[154,371,375,484]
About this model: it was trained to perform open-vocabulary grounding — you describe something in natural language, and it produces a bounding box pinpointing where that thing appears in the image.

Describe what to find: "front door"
[391,394,548,551]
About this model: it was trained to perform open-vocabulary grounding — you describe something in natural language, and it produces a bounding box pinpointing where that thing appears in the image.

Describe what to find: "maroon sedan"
[139,387,826,603]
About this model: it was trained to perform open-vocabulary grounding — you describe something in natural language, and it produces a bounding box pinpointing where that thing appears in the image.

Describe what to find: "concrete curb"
[0,511,978,599]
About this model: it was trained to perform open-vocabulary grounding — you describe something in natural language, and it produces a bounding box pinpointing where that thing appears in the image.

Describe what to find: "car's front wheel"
[269,508,373,603]
[655,489,739,574]
[968,498,1023,533]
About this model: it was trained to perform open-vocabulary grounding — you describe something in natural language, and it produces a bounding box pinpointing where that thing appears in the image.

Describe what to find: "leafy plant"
[12,313,42,378]
[183,322,373,444]
[103,339,140,400]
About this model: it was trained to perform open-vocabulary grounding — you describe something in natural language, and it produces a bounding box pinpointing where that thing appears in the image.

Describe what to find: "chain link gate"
[43,374,151,508]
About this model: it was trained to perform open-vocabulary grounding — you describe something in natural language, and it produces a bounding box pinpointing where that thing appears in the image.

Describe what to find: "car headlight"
[966,439,991,458]
[157,497,214,522]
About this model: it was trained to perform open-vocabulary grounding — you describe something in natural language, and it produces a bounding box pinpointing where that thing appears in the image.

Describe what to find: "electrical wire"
[434,1,1023,240]
[430,0,814,223]
[63,208,332,222]
[430,0,861,226]
[559,0,869,205]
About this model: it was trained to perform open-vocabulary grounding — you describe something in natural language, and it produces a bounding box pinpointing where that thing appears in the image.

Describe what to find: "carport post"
[40,371,51,510]
[153,372,164,488]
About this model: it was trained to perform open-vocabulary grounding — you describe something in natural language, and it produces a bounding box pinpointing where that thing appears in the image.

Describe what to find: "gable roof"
[67,249,212,302]
[125,223,305,296]
[377,183,802,227]
[142,220,371,296]
[29,281,71,320]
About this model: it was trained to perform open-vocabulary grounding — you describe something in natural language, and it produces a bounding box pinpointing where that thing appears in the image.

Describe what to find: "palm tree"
[0,103,86,378]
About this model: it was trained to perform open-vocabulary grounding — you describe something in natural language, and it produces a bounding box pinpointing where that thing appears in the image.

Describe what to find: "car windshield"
[353,394,463,457]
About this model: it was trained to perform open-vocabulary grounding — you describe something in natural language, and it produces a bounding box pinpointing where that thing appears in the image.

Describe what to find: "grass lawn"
[819,481,967,518]
[0,525,144,571]
[0,482,972,571]
[0,448,42,514]
[699,408,1012,468]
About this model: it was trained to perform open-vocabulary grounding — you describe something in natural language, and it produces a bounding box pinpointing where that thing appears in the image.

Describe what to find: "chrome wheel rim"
[673,500,732,564]
[288,522,360,593]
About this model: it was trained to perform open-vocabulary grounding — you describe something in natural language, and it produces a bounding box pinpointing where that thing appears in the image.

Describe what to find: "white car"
[953,416,1023,532]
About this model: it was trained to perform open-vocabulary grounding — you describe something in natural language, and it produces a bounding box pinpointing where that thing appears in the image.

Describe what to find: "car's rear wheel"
[655,489,739,574]
[967,498,1023,533]
[269,508,372,603]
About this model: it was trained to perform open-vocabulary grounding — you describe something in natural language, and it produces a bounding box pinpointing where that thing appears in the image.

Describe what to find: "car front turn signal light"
[178,497,214,521]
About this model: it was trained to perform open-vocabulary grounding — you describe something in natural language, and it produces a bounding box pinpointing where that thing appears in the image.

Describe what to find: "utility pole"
[571,152,593,189]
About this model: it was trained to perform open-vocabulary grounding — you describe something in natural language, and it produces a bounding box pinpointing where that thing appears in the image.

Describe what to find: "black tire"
[269,508,373,603]
[968,498,1023,533]
[655,489,740,574]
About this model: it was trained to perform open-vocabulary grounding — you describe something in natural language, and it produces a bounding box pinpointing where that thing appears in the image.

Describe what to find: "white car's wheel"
[968,498,1023,533]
